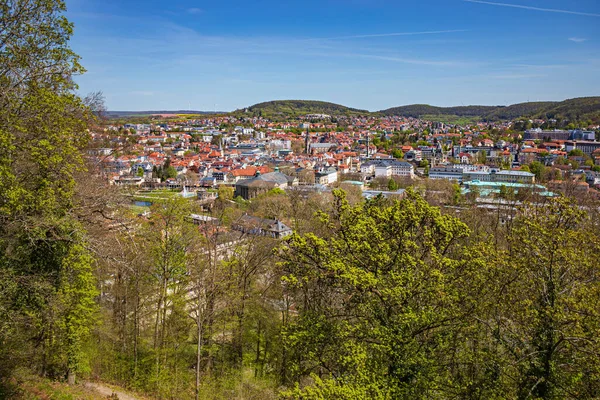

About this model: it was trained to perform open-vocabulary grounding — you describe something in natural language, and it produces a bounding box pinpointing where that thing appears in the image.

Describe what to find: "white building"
[315,168,338,185]
[362,160,414,179]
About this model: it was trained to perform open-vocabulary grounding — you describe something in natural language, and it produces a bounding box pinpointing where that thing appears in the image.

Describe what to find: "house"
[189,214,218,225]
[232,215,292,239]
[234,172,298,200]
[314,168,338,185]
[586,171,600,186]
[200,176,217,187]
[310,143,336,154]
[362,160,414,179]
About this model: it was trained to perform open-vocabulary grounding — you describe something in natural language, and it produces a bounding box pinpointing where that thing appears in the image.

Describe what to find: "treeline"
[380,104,499,118]
[239,98,600,124]
[65,187,600,399]
[4,2,600,399]
[241,100,369,118]
[380,98,600,123]
[0,0,98,391]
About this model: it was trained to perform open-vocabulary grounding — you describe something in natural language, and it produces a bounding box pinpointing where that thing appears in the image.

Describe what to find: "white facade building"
[363,160,415,179]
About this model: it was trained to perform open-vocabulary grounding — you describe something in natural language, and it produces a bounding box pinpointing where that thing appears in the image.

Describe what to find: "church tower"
[304,126,310,154]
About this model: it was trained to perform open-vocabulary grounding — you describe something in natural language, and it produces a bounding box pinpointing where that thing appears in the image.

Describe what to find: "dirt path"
[84,382,140,400]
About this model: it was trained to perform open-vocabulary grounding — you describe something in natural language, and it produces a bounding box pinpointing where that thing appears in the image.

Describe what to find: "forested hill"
[240,100,369,117]
[379,97,600,122]
[378,104,499,118]
[235,97,600,123]
[535,97,600,122]
[481,101,557,120]
[109,97,600,123]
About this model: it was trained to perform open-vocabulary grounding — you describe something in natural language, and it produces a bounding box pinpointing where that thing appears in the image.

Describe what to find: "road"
[84,382,140,400]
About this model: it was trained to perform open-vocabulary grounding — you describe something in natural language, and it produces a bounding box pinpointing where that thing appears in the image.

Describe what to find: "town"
[94,110,600,212]
[5,0,600,398]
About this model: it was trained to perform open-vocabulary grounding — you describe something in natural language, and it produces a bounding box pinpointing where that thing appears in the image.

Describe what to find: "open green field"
[421,114,481,125]
[129,189,196,205]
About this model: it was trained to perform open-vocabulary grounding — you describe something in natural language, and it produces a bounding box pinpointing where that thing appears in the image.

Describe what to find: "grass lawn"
[7,375,100,400]
[421,114,481,125]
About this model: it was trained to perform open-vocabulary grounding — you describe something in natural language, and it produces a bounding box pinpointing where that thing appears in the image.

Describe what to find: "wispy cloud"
[186,8,203,15]
[568,37,587,43]
[463,0,600,17]
[512,63,569,69]
[322,29,468,40]
[489,73,547,79]
[347,52,468,67]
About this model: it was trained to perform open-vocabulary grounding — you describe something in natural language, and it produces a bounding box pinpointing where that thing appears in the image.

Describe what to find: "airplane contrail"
[464,0,600,18]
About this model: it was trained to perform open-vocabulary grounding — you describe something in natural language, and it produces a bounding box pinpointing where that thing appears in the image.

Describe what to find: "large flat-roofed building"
[361,160,415,178]
[565,140,600,156]
[524,129,571,141]
[429,166,463,181]
[463,169,535,184]
[571,130,596,141]
[429,164,490,182]
[462,181,555,198]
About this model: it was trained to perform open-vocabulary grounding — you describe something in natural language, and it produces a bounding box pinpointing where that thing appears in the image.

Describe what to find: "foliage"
[0,0,97,387]
[153,158,177,181]
[380,98,600,124]
[380,104,497,118]
[391,149,404,159]
[241,100,369,118]
[568,149,584,157]
[480,198,600,398]
[279,189,484,397]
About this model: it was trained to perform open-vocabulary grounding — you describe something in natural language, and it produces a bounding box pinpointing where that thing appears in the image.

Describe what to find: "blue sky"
[66,0,600,111]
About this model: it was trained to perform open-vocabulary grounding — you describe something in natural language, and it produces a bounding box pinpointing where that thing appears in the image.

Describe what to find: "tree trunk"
[67,369,76,385]
[195,312,203,400]
[254,320,261,378]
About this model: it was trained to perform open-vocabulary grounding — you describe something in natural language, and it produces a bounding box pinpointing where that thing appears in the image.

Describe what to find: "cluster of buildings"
[91,114,600,204]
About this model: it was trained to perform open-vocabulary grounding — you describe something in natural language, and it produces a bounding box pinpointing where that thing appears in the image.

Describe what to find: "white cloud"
[187,8,203,15]
[463,0,600,18]
[568,37,587,43]
[321,29,468,40]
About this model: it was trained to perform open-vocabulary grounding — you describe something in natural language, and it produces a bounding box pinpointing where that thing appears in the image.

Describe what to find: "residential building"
[232,215,292,239]
[314,168,338,185]
[362,160,415,178]
[463,169,535,184]
[565,141,600,156]
[234,171,298,200]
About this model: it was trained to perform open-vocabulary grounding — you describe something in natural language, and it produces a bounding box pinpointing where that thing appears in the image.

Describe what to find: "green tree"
[0,0,97,386]
[392,149,404,159]
[387,178,399,191]
[530,161,546,181]
[477,150,487,165]
[164,165,178,179]
[481,198,600,398]
[452,183,462,205]
[143,198,194,397]
[279,189,483,397]
[568,149,584,157]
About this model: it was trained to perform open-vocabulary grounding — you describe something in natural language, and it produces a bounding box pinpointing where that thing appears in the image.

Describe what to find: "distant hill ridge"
[243,100,368,116]
[242,97,600,122]
[107,110,221,117]
[109,97,600,122]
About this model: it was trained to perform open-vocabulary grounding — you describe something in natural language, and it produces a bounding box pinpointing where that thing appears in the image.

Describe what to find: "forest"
[3,1,600,400]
